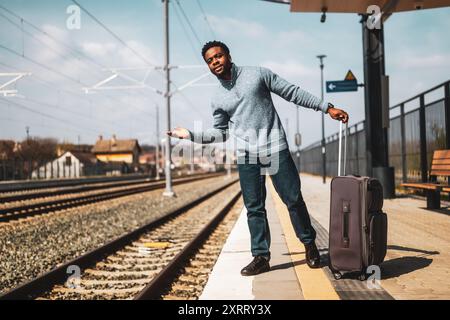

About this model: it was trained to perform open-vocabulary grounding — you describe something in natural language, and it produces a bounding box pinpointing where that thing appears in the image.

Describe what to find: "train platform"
[200,173,450,300]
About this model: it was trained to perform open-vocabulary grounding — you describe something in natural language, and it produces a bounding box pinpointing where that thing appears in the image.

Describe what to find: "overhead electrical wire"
[69,0,209,123]
[0,97,99,134]
[71,0,156,67]
[195,0,217,39]
[0,4,161,119]
[174,0,202,46]
[172,1,203,63]
[1,1,210,139]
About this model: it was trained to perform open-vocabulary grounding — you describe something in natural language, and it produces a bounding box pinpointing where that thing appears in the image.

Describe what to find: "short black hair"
[201,41,230,59]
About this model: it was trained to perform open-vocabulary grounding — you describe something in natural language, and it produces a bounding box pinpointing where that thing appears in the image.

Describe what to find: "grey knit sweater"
[189,63,329,155]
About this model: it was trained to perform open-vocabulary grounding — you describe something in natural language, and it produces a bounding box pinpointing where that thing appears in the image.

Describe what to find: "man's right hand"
[167,127,190,139]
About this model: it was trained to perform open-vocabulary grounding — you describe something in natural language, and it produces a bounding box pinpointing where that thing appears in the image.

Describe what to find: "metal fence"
[300,80,449,186]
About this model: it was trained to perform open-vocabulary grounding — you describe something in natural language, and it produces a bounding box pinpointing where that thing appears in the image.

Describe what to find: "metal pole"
[163,0,174,197]
[317,55,327,183]
[445,82,450,186]
[155,104,160,180]
[445,81,450,150]
[190,143,195,174]
[225,142,231,178]
[419,94,428,182]
[361,14,395,198]
[400,103,407,183]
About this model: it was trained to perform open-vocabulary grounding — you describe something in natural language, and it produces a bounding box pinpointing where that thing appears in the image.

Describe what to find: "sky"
[0,0,449,149]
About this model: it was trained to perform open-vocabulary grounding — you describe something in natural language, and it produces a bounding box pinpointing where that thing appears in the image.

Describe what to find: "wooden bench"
[401,149,450,209]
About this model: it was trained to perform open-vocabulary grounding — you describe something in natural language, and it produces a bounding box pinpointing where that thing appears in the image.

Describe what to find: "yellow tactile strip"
[268,179,340,300]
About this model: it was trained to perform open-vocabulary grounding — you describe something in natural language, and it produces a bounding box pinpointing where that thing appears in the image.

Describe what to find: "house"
[92,135,141,174]
[0,140,17,160]
[139,148,164,177]
[32,150,101,179]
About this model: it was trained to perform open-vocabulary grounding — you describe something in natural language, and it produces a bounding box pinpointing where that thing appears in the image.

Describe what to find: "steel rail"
[0,173,224,222]
[0,172,215,203]
[135,189,241,300]
[0,178,239,300]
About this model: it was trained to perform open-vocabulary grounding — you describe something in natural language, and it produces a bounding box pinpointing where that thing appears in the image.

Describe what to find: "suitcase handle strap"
[337,121,349,176]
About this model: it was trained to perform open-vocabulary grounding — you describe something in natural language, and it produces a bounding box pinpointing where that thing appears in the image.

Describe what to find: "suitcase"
[328,121,388,280]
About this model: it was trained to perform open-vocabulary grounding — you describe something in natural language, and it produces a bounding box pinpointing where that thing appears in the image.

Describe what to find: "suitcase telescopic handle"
[337,121,349,176]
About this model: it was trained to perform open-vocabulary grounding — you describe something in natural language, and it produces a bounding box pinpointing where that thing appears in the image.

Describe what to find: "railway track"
[0,179,241,300]
[0,173,223,223]
[0,174,148,193]
[0,172,211,202]
[0,177,153,203]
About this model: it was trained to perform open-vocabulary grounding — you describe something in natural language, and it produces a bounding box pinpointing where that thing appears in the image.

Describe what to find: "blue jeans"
[237,148,317,258]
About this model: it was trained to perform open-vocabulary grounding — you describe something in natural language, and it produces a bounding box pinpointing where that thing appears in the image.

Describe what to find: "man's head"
[201,41,232,79]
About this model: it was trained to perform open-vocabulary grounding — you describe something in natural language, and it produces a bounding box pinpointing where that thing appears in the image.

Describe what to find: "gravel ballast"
[0,175,238,294]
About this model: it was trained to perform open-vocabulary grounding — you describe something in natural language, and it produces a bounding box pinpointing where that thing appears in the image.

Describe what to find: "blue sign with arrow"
[326,80,358,93]
[326,70,359,93]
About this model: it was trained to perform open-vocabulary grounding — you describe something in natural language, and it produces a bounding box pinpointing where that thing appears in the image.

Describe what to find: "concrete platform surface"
[200,173,450,300]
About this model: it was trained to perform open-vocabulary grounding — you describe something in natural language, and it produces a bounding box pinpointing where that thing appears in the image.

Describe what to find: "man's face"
[204,46,232,78]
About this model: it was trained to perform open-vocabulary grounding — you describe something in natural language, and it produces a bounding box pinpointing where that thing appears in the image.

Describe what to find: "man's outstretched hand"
[167,127,190,139]
[328,107,349,123]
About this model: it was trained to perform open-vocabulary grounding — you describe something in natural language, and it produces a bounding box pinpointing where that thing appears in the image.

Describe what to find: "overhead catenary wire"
[22,95,133,132]
[0,60,156,137]
[0,116,93,137]
[0,43,83,85]
[1,1,210,143]
[195,0,217,39]
[0,4,114,72]
[0,43,158,123]
[174,0,202,46]
[68,0,209,124]
[172,1,203,63]
[0,3,164,118]
[71,0,156,67]
[0,97,99,134]
[0,11,105,83]
[0,4,165,127]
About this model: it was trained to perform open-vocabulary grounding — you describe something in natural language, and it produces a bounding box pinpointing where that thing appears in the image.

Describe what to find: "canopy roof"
[289,0,450,13]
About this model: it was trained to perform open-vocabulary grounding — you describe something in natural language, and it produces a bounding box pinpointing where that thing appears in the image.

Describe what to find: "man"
[168,41,349,276]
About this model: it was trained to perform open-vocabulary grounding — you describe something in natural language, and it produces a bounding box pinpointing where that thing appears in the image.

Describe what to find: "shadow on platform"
[271,244,438,280]
[380,244,439,279]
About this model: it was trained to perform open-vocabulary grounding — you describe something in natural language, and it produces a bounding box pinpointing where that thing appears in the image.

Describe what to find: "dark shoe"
[305,242,321,268]
[240,256,270,276]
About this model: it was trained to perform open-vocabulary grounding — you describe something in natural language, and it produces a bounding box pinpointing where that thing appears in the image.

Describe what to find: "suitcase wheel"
[358,273,367,281]
[333,272,342,280]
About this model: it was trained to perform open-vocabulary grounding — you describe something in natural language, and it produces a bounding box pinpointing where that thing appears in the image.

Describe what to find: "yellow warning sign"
[344,70,356,81]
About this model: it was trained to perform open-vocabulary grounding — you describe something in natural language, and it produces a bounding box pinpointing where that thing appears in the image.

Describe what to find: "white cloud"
[81,40,157,67]
[41,24,70,42]
[33,25,70,63]
[118,40,157,67]
[207,14,266,38]
[262,60,317,78]
[276,30,310,46]
[81,42,117,57]
[397,53,450,68]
